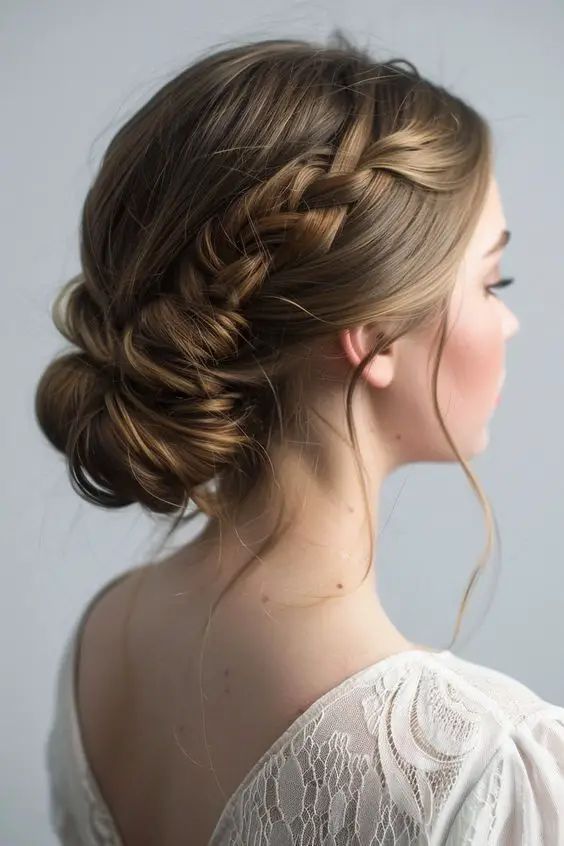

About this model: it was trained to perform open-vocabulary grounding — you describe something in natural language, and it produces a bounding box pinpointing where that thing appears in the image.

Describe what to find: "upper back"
[47,556,564,845]
[73,559,321,845]
[70,555,423,845]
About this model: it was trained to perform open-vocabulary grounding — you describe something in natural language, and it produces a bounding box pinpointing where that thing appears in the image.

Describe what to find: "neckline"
[66,613,451,845]
[207,645,452,841]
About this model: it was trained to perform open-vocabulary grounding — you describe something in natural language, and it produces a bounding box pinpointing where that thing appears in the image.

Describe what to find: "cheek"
[441,307,505,416]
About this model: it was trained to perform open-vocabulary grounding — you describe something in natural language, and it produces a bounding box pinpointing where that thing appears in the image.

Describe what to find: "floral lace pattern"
[207,656,564,844]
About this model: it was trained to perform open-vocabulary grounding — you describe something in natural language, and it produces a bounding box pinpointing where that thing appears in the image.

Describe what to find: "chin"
[436,424,492,462]
[463,424,491,458]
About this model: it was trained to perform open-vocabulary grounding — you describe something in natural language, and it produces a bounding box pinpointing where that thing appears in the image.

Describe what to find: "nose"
[509,311,520,338]
[503,305,520,340]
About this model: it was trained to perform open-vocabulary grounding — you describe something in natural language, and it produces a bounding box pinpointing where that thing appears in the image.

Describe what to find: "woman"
[37,31,564,845]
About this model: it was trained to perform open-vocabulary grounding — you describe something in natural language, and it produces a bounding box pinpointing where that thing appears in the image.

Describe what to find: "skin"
[164,172,520,652]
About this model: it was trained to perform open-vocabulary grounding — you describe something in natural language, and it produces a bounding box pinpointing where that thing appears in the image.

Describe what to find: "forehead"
[465,175,507,262]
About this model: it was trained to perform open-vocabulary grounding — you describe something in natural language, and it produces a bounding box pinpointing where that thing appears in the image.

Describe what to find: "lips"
[494,372,506,406]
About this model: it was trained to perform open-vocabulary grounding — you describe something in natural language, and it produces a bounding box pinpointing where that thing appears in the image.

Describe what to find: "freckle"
[336,583,343,589]
[261,593,269,603]
[224,668,230,677]
[296,707,305,717]
[224,684,230,694]
[395,433,402,440]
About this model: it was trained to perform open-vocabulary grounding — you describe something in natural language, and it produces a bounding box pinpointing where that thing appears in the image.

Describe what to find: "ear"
[339,325,395,389]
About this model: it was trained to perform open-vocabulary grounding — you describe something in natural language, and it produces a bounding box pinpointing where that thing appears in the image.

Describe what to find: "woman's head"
[35,32,511,644]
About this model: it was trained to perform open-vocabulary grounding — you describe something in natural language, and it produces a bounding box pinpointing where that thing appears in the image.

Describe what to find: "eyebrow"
[483,228,511,258]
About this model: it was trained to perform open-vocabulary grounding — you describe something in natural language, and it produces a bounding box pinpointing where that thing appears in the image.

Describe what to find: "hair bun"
[35,350,137,508]
[34,328,250,515]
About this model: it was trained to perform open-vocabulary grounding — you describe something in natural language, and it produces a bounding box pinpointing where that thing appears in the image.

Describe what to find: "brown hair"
[35,30,499,795]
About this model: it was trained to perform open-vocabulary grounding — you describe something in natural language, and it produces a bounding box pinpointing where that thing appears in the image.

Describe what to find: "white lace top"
[45,575,564,845]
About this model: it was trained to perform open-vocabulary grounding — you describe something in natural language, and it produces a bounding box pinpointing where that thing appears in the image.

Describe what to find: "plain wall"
[1,0,563,842]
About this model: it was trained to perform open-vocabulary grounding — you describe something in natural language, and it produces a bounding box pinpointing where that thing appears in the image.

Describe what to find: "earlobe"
[339,326,395,389]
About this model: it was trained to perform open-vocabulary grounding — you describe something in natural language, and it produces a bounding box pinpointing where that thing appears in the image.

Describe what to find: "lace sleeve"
[445,709,564,844]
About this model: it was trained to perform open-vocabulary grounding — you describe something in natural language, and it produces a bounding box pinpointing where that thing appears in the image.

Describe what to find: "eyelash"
[485,276,515,298]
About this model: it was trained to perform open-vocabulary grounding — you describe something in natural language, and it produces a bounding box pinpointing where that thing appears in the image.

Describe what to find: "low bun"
[34,275,255,515]
[35,350,99,457]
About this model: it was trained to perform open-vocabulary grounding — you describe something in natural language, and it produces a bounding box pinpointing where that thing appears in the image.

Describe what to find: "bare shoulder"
[75,564,154,740]
[78,564,151,654]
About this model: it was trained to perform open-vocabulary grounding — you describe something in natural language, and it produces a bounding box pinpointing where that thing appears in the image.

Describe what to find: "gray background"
[2,0,563,842]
